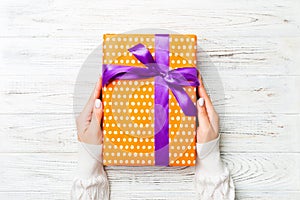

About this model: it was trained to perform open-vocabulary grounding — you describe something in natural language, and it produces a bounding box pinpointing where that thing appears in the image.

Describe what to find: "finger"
[93,99,103,124]
[197,74,214,113]
[93,76,102,100]
[197,98,210,128]
[88,76,102,105]
[82,77,103,115]
[88,99,103,144]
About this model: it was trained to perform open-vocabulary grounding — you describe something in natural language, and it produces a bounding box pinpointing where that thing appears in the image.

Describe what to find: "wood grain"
[0,153,299,193]
[1,75,299,114]
[0,113,299,153]
[1,192,299,200]
[1,0,300,199]
[1,0,300,38]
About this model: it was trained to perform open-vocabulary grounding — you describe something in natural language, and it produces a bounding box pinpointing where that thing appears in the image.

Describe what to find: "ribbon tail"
[168,83,198,116]
[168,67,200,87]
[154,76,170,166]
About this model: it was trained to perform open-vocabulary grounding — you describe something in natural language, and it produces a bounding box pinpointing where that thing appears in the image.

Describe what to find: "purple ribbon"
[102,34,199,166]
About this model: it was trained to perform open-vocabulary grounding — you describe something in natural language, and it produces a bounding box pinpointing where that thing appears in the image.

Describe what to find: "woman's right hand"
[196,76,219,144]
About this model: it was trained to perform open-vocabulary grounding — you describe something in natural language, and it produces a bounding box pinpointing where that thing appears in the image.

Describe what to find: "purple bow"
[102,34,199,166]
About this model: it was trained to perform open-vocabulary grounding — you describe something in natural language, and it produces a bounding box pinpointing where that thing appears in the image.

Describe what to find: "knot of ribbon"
[102,34,199,166]
[102,37,200,116]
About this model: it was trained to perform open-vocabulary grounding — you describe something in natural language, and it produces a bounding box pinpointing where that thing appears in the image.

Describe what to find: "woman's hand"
[196,76,219,143]
[76,77,103,145]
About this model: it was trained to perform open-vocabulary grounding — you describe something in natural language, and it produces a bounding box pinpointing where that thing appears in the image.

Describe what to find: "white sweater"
[71,135,235,199]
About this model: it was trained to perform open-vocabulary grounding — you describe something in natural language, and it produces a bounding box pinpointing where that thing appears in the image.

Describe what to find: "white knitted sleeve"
[195,135,235,200]
[71,142,109,200]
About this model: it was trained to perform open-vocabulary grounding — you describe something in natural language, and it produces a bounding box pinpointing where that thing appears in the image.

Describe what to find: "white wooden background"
[1,0,300,199]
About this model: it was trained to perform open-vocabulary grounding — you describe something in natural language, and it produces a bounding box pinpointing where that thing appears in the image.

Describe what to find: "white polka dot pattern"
[102,34,197,166]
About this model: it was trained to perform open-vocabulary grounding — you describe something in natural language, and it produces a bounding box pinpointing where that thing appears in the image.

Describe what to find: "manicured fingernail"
[95,99,101,108]
[198,98,204,107]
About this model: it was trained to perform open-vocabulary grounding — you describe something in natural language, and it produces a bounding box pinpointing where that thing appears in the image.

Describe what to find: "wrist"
[77,142,104,179]
[196,128,219,144]
[195,134,224,176]
[77,133,103,145]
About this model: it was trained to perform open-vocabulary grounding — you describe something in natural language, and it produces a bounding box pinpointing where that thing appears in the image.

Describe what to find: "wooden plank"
[0,75,299,114]
[0,153,299,196]
[0,192,69,200]
[1,36,300,77]
[235,191,300,200]
[1,0,299,38]
[0,113,299,153]
[0,114,77,153]
[219,113,300,153]
[0,191,300,200]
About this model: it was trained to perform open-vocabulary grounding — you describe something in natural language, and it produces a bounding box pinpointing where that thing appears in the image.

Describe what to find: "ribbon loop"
[128,43,155,65]
[102,43,199,116]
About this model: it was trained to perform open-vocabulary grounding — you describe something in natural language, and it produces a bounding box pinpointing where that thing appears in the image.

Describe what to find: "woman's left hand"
[75,77,103,145]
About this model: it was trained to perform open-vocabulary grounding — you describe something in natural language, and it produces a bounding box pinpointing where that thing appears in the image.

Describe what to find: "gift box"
[101,33,199,166]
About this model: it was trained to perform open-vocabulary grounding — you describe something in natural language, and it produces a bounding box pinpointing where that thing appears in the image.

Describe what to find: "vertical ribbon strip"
[154,34,170,165]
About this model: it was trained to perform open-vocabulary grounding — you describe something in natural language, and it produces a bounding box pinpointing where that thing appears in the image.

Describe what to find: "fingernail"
[95,99,101,108]
[198,98,204,107]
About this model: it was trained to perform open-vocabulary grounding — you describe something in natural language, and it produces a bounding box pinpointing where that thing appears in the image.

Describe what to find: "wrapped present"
[101,33,199,166]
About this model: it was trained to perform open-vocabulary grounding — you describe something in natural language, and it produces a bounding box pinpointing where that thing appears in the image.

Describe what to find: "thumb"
[88,99,103,144]
[197,98,210,128]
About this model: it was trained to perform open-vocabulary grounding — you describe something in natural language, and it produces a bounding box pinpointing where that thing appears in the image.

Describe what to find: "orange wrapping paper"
[102,33,198,166]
